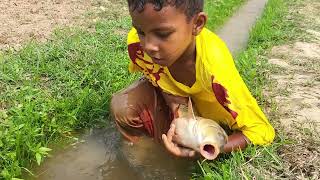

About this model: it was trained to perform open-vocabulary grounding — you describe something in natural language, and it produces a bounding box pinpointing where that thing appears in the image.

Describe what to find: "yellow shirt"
[127,27,275,145]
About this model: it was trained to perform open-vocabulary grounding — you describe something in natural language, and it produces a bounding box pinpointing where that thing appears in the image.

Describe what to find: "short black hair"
[127,0,204,20]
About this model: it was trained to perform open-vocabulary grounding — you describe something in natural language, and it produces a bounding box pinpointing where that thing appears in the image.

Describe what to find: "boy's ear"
[192,12,207,36]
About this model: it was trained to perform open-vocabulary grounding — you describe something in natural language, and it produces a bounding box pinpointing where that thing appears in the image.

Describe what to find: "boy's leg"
[110,78,172,143]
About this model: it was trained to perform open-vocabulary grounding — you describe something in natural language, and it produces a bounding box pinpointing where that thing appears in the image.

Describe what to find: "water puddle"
[29,124,195,180]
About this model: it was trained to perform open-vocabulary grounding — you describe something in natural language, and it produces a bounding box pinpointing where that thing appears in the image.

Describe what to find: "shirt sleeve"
[202,31,275,145]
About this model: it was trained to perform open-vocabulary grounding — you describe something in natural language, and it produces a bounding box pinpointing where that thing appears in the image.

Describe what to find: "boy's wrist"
[222,132,248,153]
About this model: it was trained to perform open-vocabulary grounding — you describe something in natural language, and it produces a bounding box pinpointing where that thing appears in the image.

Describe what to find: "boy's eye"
[155,31,172,39]
[137,30,145,36]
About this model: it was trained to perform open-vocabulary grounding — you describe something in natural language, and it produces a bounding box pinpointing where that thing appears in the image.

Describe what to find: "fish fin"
[187,97,196,120]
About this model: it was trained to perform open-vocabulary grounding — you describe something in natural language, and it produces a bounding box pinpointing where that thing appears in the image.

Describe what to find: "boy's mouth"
[151,57,163,64]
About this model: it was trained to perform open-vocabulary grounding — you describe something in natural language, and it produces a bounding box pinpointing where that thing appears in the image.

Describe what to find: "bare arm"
[223,132,249,153]
[161,92,249,157]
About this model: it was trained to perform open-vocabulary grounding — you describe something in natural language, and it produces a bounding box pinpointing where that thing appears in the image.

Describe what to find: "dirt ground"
[265,0,320,178]
[0,0,127,50]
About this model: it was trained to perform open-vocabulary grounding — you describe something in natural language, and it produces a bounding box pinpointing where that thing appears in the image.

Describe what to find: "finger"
[166,124,175,142]
[162,134,180,156]
[188,150,196,157]
[172,134,181,143]
[179,147,196,157]
[162,134,174,152]
[162,134,169,146]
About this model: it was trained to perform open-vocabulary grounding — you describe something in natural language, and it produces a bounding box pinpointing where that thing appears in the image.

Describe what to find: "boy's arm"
[223,132,249,153]
[161,91,249,157]
[202,31,275,146]
[162,123,249,157]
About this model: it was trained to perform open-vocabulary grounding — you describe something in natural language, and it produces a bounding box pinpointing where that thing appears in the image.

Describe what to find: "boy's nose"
[143,36,159,55]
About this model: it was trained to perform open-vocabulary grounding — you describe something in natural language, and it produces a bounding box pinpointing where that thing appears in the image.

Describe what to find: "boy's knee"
[110,92,146,141]
[110,92,140,127]
[110,92,127,121]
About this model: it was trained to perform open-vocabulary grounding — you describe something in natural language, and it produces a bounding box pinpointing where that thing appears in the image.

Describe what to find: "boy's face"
[130,4,195,67]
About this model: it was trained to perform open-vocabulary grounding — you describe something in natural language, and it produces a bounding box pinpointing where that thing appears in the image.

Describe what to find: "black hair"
[127,0,204,20]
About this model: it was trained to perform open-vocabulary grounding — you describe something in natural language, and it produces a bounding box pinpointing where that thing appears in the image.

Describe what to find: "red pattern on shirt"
[146,67,164,85]
[128,42,165,86]
[128,42,153,66]
[211,76,238,119]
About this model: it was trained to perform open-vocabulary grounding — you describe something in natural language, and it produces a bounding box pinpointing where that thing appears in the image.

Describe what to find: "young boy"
[111,0,275,158]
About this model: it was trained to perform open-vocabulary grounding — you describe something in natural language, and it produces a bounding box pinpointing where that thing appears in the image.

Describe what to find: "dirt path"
[0,0,127,50]
[266,0,320,178]
[217,0,268,55]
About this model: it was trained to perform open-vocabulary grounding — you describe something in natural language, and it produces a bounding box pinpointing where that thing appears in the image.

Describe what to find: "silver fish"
[172,98,228,160]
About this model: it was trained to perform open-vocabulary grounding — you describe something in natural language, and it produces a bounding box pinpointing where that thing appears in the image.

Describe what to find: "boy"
[111,0,275,158]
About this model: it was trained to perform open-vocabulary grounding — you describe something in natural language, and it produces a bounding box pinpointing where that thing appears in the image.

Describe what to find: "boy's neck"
[171,38,196,68]
[168,38,197,87]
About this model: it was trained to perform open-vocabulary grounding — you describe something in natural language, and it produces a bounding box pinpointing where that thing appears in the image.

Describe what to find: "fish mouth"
[200,143,220,160]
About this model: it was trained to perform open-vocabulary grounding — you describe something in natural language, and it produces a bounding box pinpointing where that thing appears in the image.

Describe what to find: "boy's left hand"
[162,124,196,158]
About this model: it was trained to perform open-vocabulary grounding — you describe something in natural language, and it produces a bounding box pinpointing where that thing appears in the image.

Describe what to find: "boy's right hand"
[161,92,188,118]
[161,92,196,157]
[162,124,196,158]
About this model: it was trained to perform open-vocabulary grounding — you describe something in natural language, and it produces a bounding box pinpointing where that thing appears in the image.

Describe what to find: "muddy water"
[29,0,270,179]
[31,124,195,180]
[217,0,268,55]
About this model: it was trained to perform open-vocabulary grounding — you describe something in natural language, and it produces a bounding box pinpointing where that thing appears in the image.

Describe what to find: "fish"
[172,97,228,160]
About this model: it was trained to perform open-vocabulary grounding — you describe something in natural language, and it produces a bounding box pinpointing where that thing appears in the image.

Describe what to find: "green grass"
[205,0,246,30]
[0,19,139,179]
[192,0,298,179]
